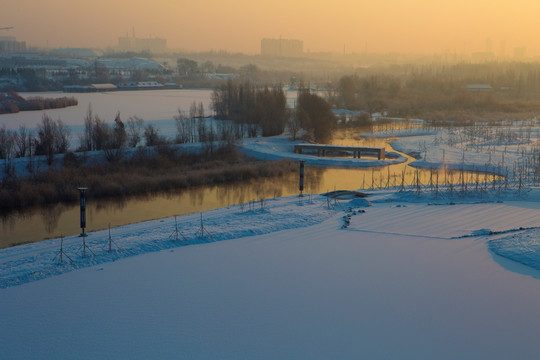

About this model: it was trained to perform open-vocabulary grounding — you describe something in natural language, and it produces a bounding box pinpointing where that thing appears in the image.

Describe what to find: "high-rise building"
[117,35,167,53]
[0,36,26,53]
[261,38,303,57]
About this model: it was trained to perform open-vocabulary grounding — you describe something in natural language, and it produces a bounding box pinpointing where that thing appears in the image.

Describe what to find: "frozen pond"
[0,88,300,128]
[0,89,300,148]
[0,89,214,129]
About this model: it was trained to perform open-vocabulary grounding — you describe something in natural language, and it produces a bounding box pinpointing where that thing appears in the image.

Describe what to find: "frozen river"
[0,89,214,129]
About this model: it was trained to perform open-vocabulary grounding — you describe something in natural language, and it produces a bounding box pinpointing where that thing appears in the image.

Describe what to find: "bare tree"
[197,102,205,118]
[103,112,127,162]
[91,116,109,151]
[0,125,15,173]
[14,126,29,158]
[127,116,144,147]
[54,120,70,154]
[35,115,70,165]
[79,105,94,151]
[174,109,190,144]
[286,109,300,140]
[144,124,167,146]
[197,117,207,143]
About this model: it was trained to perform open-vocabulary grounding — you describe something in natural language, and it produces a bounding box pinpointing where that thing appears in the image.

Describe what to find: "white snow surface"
[3,125,540,358]
[237,135,407,167]
[2,189,540,359]
[384,126,540,173]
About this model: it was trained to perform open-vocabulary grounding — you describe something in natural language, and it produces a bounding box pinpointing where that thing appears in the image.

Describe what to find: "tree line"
[1,79,341,178]
[330,62,540,121]
[0,92,78,114]
[1,116,71,167]
[211,80,288,137]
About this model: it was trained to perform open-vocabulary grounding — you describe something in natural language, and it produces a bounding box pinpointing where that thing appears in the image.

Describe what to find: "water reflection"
[1,162,496,249]
[94,195,129,212]
[40,204,63,235]
[1,127,500,249]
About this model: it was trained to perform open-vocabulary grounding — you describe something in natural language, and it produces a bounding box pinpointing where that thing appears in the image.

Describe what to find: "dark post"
[78,187,88,236]
[299,160,305,197]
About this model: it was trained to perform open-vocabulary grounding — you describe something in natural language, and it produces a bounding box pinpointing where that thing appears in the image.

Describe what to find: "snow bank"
[489,228,540,271]
[237,135,407,167]
[0,195,341,288]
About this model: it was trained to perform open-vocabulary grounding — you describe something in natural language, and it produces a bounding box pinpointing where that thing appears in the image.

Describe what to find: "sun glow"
[4,0,540,56]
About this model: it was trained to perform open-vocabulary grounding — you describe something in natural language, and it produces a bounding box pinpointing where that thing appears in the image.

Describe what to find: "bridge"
[294,144,385,160]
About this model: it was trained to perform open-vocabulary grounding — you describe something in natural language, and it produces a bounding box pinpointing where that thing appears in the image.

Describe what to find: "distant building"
[50,48,98,57]
[64,84,117,93]
[261,38,303,57]
[0,36,26,53]
[471,51,495,61]
[97,57,166,72]
[117,36,167,53]
[466,84,493,92]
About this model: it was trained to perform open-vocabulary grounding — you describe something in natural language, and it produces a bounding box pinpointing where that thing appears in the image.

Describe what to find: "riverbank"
[371,124,540,176]
[0,131,411,212]
[0,146,296,211]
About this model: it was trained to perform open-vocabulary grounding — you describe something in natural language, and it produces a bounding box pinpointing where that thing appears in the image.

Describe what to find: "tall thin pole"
[299,160,305,197]
[78,187,88,237]
[77,187,94,258]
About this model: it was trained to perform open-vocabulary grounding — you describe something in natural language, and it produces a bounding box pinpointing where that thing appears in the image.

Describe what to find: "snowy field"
[2,122,540,358]
[384,123,540,175]
[1,188,540,359]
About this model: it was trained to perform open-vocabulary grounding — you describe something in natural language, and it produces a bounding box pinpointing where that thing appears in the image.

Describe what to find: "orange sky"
[3,0,540,56]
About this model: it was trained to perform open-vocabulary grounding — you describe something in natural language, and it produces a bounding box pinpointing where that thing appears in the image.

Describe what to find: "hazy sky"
[3,0,540,56]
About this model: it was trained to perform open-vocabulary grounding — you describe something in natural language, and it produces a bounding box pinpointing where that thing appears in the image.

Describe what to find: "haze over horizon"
[3,0,540,57]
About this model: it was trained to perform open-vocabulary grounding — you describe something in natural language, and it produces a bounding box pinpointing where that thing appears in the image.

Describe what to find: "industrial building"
[261,38,303,57]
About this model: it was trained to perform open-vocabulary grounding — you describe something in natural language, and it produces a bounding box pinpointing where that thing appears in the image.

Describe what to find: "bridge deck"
[294,144,385,160]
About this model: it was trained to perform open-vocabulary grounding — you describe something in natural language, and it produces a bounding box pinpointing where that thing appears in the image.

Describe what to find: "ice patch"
[489,228,540,271]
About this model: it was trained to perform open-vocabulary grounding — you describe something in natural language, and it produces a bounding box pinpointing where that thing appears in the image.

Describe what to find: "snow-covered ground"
[2,188,540,359]
[237,135,407,167]
[2,124,540,358]
[0,134,407,179]
[381,124,540,175]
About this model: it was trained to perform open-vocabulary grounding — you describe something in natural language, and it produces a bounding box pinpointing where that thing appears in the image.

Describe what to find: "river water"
[0,147,489,248]
[0,90,492,248]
